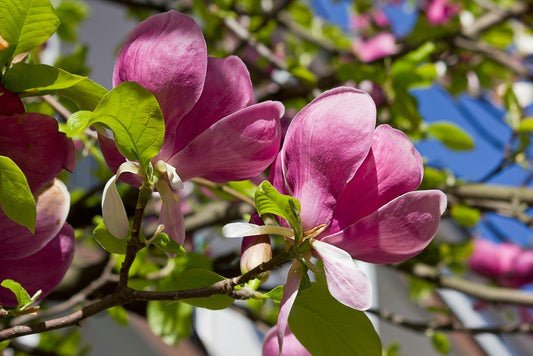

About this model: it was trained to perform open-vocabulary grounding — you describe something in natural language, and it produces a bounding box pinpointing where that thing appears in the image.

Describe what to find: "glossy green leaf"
[260,285,284,302]
[451,204,481,227]
[147,300,193,346]
[66,81,164,172]
[0,156,36,233]
[255,181,303,239]
[288,282,381,356]
[152,232,186,256]
[0,0,59,66]
[430,331,451,354]
[93,221,128,254]
[427,122,474,150]
[1,279,31,307]
[172,269,234,310]
[107,306,129,326]
[3,63,107,110]
[519,118,533,132]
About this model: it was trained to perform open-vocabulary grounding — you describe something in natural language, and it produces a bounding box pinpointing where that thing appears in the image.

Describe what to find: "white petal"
[312,239,372,310]
[154,160,184,190]
[102,175,129,239]
[222,223,294,238]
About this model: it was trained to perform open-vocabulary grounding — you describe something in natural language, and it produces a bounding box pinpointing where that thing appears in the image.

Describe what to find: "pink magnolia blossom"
[0,90,75,306]
[469,238,533,288]
[352,33,398,62]
[226,87,446,351]
[263,325,310,356]
[99,11,283,244]
[425,0,459,25]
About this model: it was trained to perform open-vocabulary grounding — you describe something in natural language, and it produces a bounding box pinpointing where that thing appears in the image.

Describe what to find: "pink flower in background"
[0,89,75,306]
[426,0,459,25]
[469,239,533,288]
[99,11,283,244]
[263,325,310,356]
[352,33,398,62]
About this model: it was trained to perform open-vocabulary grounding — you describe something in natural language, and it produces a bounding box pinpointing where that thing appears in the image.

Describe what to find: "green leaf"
[55,0,89,42]
[427,122,474,150]
[430,331,451,354]
[3,63,107,110]
[0,156,36,233]
[255,181,303,239]
[1,279,31,307]
[0,0,59,66]
[171,269,234,310]
[0,341,9,351]
[450,204,481,227]
[66,81,164,172]
[260,285,284,302]
[288,282,381,356]
[94,221,128,254]
[519,117,533,132]
[147,300,193,346]
[420,167,447,189]
[152,232,186,256]
[107,306,128,326]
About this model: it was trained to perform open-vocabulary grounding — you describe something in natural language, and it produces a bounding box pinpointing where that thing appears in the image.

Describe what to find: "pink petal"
[169,56,253,156]
[330,124,423,233]
[262,325,311,356]
[0,179,70,260]
[168,101,283,182]
[156,180,185,245]
[322,190,447,264]
[468,239,521,278]
[279,87,376,230]
[97,130,124,173]
[0,83,24,114]
[277,262,302,353]
[0,113,75,192]
[352,33,398,63]
[113,10,207,127]
[0,223,75,307]
[312,240,372,310]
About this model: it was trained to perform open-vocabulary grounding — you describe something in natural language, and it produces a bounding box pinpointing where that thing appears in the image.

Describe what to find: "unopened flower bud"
[240,235,272,283]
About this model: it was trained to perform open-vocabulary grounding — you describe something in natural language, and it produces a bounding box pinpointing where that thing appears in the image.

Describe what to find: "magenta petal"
[0,179,70,260]
[0,83,24,114]
[312,240,372,310]
[322,190,447,264]
[170,56,253,155]
[280,87,375,230]
[277,262,301,353]
[331,124,423,232]
[113,10,207,126]
[168,101,283,182]
[97,130,125,173]
[0,113,75,192]
[262,325,311,356]
[0,223,75,307]
[156,181,185,245]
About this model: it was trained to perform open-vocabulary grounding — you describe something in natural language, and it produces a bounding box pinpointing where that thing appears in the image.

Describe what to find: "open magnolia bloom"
[225,87,447,351]
[99,10,283,244]
[0,94,76,306]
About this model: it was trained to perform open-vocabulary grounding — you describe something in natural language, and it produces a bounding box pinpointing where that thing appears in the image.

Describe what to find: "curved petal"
[279,87,376,230]
[168,101,283,182]
[97,129,124,173]
[0,113,75,192]
[155,180,185,245]
[0,179,70,260]
[322,190,447,264]
[277,262,302,354]
[113,10,207,127]
[312,240,372,310]
[0,223,75,307]
[262,325,311,356]
[330,124,423,233]
[0,83,24,114]
[170,56,253,155]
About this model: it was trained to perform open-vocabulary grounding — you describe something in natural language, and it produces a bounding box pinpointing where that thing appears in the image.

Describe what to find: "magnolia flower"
[0,90,75,306]
[469,238,533,288]
[262,325,310,356]
[425,0,459,25]
[99,11,283,243]
[352,33,398,62]
[225,87,446,350]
